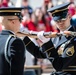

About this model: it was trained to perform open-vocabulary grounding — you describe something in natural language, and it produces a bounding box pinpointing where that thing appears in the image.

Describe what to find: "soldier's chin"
[59,27,65,31]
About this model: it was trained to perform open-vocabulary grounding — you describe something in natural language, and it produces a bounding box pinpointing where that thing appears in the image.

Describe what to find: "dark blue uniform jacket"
[0,30,25,75]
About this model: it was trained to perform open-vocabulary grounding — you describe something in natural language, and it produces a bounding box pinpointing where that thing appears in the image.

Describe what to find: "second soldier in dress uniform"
[0,7,25,75]
[23,2,76,75]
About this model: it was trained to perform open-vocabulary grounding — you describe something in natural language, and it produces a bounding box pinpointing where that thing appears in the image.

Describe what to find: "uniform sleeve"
[41,40,64,71]
[10,38,25,75]
[23,36,46,58]
[42,40,58,58]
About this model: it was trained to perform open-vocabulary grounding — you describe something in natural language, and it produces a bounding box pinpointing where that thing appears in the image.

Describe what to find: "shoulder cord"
[73,26,76,31]
[4,35,16,75]
[64,26,76,48]
[62,26,76,69]
[4,35,15,66]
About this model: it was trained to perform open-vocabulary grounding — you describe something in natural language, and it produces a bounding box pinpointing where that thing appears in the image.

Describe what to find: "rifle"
[16,31,76,38]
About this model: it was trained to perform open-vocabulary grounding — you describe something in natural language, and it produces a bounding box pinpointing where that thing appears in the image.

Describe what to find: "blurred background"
[10,0,76,9]
[0,0,76,75]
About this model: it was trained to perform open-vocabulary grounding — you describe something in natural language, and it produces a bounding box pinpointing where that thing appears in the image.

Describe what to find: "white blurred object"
[15,0,22,7]
[25,50,35,71]
[25,50,34,66]
[50,20,58,31]
[0,16,3,24]
[37,31,50,43]
[8,1,15,7]
[20,24,29,32]
[22,14,30,22]
[51,20,56,26]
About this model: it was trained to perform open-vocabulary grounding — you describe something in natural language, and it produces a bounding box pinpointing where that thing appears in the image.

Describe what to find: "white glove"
[37,31,50,43]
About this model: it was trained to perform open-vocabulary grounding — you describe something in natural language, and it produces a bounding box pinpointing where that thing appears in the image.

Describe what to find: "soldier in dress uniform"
[23,2,76,75]
[0,7,25,75]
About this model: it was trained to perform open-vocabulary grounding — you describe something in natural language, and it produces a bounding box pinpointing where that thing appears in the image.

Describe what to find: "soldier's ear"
[68,12,72,19]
